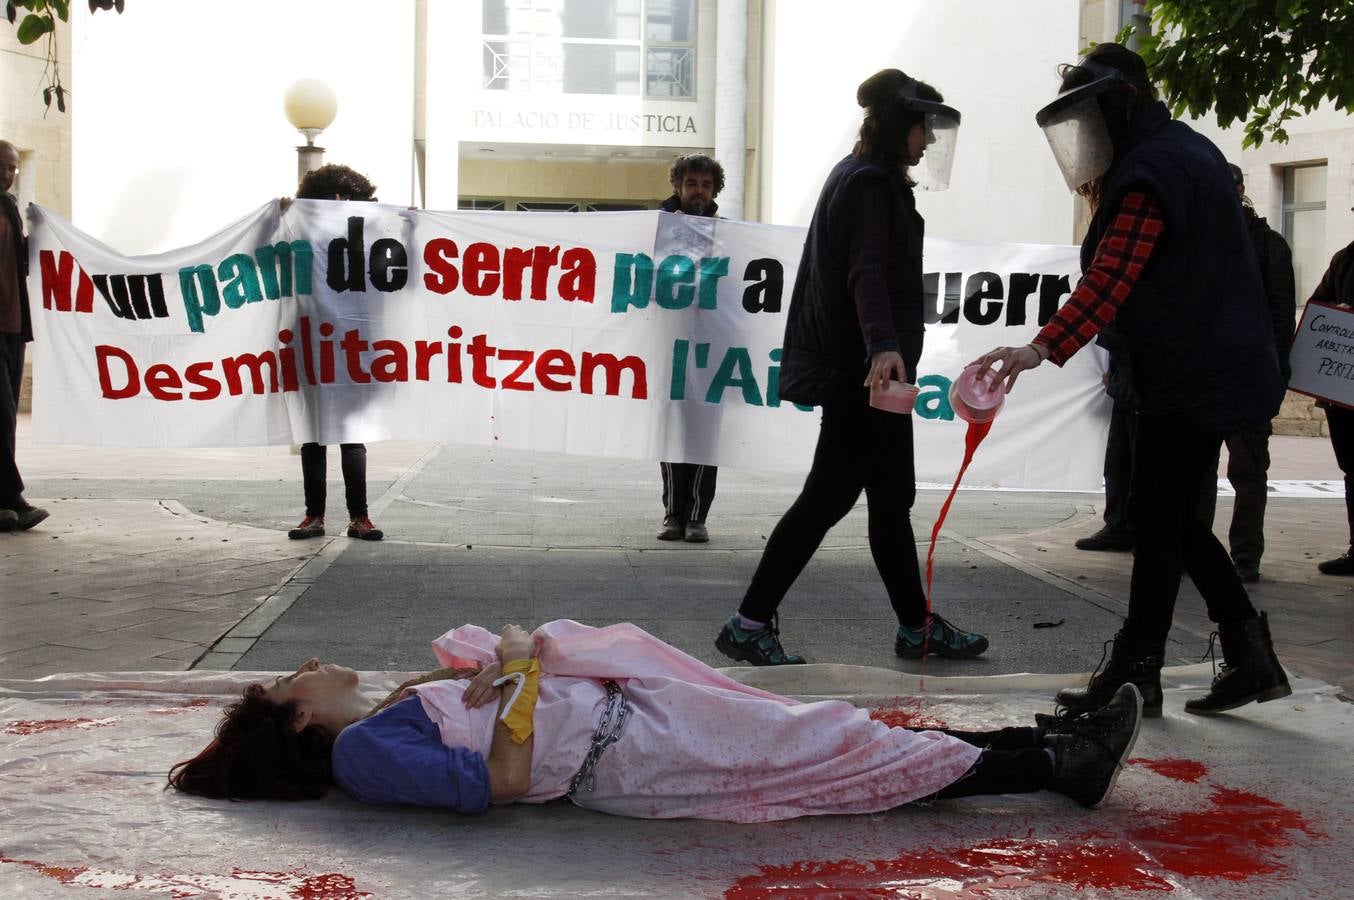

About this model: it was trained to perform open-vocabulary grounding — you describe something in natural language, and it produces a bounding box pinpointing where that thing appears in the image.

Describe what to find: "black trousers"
[659,462,717,524]
[925,726,1052,800]
[1124,414,1257,645]
[740,390,927,627]
[300,442,369,519]
[1196,427,1272,568]
[1325,404,1354,548]
[1101,399,1137,535]
[0,333,25,509]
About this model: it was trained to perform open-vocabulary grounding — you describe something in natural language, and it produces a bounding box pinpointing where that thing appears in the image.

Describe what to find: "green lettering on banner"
[697,256,730,309]
[179,264,219,334]
[655,255,697,309]
[610,252,653,312]
[914,374,954,420]
[670,339,689,400]
[218,254,263,309]
[705,346,763,406]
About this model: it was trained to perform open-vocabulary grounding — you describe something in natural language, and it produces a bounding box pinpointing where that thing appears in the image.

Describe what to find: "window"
[459,196,662,212]
[482,0,696,98]
[1282,164,1327,305]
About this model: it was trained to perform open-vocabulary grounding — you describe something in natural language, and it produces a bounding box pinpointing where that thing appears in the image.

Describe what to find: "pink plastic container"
[868,380,920,415]
[949,364,1005,424]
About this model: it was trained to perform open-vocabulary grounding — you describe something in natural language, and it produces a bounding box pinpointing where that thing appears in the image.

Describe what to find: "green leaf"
[49,0,67,20]
[15,11,53,43]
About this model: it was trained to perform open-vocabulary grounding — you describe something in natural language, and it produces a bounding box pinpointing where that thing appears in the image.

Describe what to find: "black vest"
[778,156,925,406]
[1089,103,1283,435]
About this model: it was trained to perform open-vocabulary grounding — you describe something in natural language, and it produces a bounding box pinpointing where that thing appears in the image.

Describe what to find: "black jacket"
[777,155,925,406]
[1244,208,1296,381]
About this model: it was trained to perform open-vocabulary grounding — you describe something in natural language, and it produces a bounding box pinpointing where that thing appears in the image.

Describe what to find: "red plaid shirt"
[1033,191,1165,365]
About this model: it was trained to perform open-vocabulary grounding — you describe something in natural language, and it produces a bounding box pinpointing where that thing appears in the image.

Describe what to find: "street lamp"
[283,78,338,182]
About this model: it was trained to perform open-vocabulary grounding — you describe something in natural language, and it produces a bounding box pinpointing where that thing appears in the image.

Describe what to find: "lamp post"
[283,78,338,182]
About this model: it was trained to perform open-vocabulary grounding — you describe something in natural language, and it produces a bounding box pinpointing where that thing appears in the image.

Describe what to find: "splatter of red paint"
[0,855,88,884]
[1130,757,1208,783]
[869,698,949,731]
[0,856,372,898]
[1129,786,1322,881]
[724,782,1320,897]
[3,716,118,735]
[150,697,214,716]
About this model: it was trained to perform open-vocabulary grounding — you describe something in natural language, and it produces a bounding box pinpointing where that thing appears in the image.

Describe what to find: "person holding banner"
[168,620,1144,815]
[0,139,47,533]
[284,164,383,543]
[656,154,725,544]
[714,69,990,666]
[971,44,1291,717]
[1311,230,1354,575]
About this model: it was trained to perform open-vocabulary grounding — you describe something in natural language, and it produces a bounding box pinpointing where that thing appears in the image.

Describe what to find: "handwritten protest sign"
[1289,301,1354,410]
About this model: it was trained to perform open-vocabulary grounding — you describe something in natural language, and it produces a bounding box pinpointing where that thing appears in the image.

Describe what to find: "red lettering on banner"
[40,250,95,313]
[88,324,647,404]
[419,239,596,302]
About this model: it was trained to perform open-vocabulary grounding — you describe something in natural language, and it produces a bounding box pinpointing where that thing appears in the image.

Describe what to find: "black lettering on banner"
[742,258,783,313]
[327,216,367,293]
[1005,272,1040,326]
[91,273,169,321]
[963,271,1003,326]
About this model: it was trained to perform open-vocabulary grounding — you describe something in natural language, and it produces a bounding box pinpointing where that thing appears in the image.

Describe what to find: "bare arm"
[485,625,537,804]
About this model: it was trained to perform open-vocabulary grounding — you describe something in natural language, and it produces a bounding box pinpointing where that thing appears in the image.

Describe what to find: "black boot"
[1054,632,1164,718]
[1184,612,1292,715]
[1047,683,1143,808]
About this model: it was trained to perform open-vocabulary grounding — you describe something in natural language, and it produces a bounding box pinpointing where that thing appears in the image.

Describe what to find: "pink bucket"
[869,380,920,415]
[949,364,1005,424]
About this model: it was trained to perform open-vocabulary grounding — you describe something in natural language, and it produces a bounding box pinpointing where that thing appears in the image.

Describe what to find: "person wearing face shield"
[971,44,1290,718]
[714,69,988,666]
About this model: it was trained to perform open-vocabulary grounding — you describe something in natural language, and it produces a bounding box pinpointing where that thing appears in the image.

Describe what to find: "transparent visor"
[913,112,960,192]
[1039,94,1114,194]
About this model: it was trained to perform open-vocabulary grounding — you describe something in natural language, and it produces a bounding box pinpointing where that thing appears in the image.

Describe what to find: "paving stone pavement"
[4,415,1351,696]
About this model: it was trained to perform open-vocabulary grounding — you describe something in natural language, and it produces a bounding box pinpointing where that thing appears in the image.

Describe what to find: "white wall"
[71,0,414,255]
[761,0,1079,244]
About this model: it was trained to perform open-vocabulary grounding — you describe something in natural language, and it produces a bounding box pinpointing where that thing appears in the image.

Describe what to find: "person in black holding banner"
[714,69,989,666]
[1311,220,1354,575]
[0,139,47,533]
[285,164,383,543]
[1196,163,1295,583]
[656,154,725,544]
[972,44,1290,716]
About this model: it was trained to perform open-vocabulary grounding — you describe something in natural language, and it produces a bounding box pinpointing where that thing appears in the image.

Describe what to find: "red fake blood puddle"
[870,699,950,731]
[725,783,1319,897]
[1129,786,1322,880]
[0,856,372,898]
[1130,757,1208,783]
[3,716,119,735]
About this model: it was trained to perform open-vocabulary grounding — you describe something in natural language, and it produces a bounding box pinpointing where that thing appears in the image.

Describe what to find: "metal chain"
[564,680,630,800]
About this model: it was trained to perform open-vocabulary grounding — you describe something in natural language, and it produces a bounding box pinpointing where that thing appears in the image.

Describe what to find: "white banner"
[27,202,1109,489]
[1288,301,1354,410]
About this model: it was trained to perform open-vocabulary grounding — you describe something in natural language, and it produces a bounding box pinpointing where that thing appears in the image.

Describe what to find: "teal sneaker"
[895,612,989,660]
[715,614,806,666]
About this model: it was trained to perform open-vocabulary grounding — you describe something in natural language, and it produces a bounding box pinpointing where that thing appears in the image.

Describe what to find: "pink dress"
[411,620,981,823]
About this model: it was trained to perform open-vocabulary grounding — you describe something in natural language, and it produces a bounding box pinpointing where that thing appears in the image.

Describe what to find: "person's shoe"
[346,516,384,541]
[1185,612,1292,715]
[8,504,49,531]
[1233,561,1260,584]
[287,515,325,539]
[0,509,17,532]
[894,612,989,660]
[715,614,806,666]
[1317,551,1354,575]
[656,516,684,541]
[1048,683,1143,808]
[1055,631,1164,718]
[683,522,709,543]
[1074,527,1134,552]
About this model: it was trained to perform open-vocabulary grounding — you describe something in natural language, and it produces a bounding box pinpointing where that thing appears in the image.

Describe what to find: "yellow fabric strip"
[493,658,540,744]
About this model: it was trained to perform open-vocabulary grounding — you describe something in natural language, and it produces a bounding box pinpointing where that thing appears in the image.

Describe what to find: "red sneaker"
[346,515,384,541]
[287,515,325,539]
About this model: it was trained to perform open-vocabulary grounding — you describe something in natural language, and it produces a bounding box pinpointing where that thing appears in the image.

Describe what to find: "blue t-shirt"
[331,696,492,813]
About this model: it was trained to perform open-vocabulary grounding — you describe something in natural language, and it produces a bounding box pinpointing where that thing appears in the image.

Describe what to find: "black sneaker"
[895,612,989,659]
[1318,551,1354,575]
[1074,527,1134,552]
[656,516,684,541]
[1047,683,1143,808]
[715,614,805,665]
[0,509,16,532]
[683,522,709,543]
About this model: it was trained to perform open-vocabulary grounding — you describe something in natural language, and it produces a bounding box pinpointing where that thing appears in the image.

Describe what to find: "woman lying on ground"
[169,620,1142,820]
